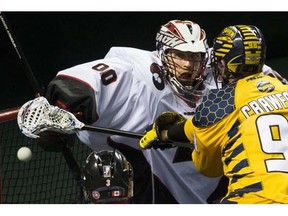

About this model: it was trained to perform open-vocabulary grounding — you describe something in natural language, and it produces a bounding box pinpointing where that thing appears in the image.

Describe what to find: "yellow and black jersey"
[184,72,288,204]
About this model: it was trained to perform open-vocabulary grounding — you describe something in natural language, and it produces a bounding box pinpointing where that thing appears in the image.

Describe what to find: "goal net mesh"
[0,108,91,203]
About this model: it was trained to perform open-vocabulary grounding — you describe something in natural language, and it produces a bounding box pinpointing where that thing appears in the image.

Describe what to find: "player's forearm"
[166,122,190,142]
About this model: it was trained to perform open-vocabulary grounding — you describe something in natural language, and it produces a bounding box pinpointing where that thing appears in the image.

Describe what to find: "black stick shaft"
[83,125,143,139]
[82,125,193,149]
[0,12,43,95]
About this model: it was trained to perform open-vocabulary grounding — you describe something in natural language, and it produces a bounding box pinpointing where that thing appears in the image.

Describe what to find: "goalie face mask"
[81,149,133,204]
[156,20,209,105]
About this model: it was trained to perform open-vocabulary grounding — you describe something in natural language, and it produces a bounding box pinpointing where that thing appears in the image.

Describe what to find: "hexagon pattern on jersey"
[194,85,236,128]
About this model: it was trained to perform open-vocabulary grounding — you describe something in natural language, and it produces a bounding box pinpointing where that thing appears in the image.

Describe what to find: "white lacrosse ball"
[17,147,32,162]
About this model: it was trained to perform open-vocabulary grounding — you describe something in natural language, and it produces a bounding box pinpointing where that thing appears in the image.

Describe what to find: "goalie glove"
[139,112,186,149]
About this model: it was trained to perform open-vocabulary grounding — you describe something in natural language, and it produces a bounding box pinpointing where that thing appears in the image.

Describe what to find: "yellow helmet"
[213,25,266,76]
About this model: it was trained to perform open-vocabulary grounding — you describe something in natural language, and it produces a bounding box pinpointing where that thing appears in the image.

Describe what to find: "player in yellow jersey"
[139,24,288,204]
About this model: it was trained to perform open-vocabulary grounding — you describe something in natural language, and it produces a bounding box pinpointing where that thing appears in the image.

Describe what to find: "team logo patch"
[92,190,100,200]
[150,63,165,90]
[103,165,111,178]
[256,81,275,92]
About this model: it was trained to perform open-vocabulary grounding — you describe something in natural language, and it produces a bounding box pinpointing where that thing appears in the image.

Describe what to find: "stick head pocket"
[17,97,85,138]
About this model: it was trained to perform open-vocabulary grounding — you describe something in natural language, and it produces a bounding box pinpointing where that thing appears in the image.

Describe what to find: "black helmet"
[81,149,133,204]
[212,25,266,81]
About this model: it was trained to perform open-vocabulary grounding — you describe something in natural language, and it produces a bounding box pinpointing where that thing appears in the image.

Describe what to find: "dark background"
[1,12,288,110]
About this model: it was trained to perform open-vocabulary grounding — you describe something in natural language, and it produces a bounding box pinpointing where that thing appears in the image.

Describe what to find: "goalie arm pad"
[46,76,98,124]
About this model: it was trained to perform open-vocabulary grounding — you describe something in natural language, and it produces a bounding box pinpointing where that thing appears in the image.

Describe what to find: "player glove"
[139,112,186,149]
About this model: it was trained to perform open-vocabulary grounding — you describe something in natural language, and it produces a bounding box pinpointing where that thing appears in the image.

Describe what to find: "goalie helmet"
[156,20,209,104]
[81,149,133,204]
[212,25,266,84]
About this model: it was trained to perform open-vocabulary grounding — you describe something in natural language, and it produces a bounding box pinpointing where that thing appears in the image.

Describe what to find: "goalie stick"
[18,97,194,149]
[0,12,84,201]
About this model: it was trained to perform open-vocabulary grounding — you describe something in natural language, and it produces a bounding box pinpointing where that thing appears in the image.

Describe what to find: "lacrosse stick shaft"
[82,125,193,149]
[82,125,143,139]
[0,12,43,95]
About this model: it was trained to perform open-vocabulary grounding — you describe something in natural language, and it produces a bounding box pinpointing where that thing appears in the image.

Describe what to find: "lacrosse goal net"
[0,107,91,203]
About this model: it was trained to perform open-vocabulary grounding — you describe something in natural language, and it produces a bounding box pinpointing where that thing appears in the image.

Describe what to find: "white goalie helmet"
[156,20,209,104]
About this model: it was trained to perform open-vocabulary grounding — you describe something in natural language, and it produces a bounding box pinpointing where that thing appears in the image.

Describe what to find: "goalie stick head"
[17,96,85,138]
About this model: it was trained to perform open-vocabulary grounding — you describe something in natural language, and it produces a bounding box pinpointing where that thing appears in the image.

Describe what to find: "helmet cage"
[161,50,207,103]
[156,20,209,103]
